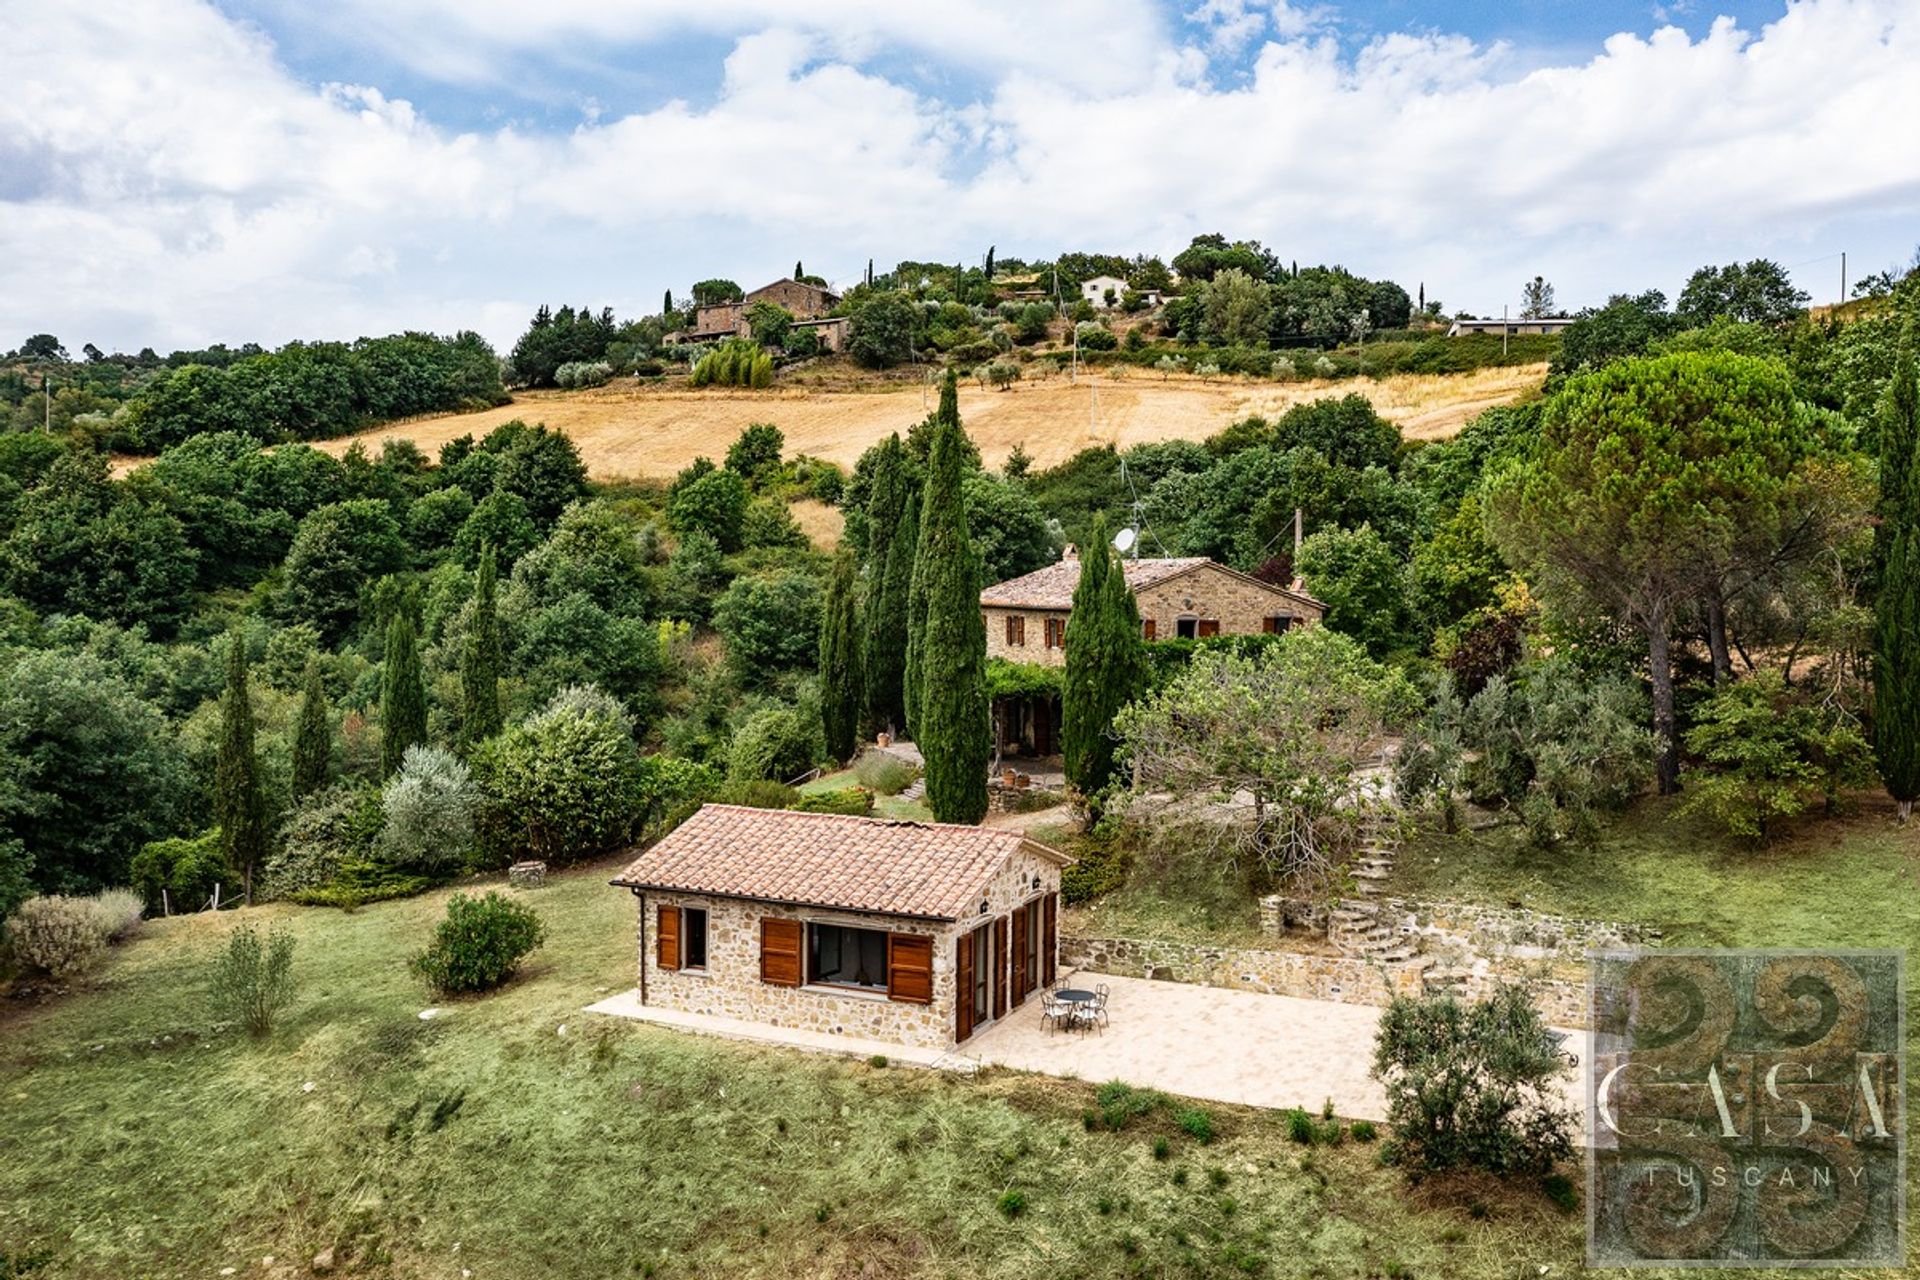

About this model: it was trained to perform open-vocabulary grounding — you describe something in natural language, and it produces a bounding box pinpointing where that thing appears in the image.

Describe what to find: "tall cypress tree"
[820,549,864,762]
[461,546,503,748]
[862,436,908,733]
[1061,517,1145,815]
[381,612,428,777]
[663,288,673,316]
[794,259,804,280]
[915,372,989,823]
[889,490,922,735]
[292,657,332,799]
[215,636,269,905]
[1874,340,1920,820]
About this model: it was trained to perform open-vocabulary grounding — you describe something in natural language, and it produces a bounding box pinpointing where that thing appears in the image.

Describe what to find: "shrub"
[379,744,478,873]
[412,891,545,994]
[91,889,144,942]
[1541,1172,1579,1212]
[996,1189,1027,1219]
[1060,837,1128,904]
[130,828,229,913]
[1285,1108,1318,1144]
[208,923,296,1037]
[852,749,915,796]
[726,701,821,783]
[553,361,613,390]
[1349,1119,1378,1143]
[1094,1080,1165,1131]
[261,785,383,901]
[792,786,873,816]
[1151,1135,1171,1160]
[5,895,114,977]
[1372,986,1577,1178]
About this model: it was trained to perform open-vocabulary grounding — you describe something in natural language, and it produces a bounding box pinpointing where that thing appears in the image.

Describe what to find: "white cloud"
[2,0,1918,351]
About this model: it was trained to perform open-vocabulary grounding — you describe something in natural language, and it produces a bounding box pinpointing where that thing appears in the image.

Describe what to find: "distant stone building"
[1446,316,1575,337]
[979,550,1326,755]
[688,278,849,352]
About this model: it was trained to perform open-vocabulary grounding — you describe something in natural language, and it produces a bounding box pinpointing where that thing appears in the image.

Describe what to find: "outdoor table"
[1054,988,1096,1032]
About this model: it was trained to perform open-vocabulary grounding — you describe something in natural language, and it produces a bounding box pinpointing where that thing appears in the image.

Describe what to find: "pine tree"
[1061,517,1146,815]
[861,436,909,733]
[914,371,989,823]
[215,636,269,905]
[292,657,332,799]
[1874,340,1920,820]
[820,549,864,762]
[381,611,428,777]
[460,546,503,748]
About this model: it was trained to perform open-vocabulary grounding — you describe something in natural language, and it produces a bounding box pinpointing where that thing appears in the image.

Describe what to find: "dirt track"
[295,363,1546,481]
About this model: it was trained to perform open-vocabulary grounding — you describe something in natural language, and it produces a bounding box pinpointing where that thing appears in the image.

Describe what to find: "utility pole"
[1293,507,1303,559]
[43,370,52,433]
[1502,304,1509,359]
[1841,251,1847,306]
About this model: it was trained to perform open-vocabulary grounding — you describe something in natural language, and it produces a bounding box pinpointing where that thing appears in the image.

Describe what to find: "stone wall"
[1362,896,1655,963]
[984,606,1066,666]
[1132,564,1323,641]
[631,847,1064,1051]
[1062,933,1427,1006]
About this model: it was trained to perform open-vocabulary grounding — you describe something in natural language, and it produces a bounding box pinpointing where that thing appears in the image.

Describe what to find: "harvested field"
[296,363,1545,480]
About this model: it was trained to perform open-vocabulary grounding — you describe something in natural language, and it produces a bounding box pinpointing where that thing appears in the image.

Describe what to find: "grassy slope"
[0,863,1581,1280]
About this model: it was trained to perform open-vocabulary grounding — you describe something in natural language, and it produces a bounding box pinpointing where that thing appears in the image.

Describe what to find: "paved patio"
[589,972,1586,1124]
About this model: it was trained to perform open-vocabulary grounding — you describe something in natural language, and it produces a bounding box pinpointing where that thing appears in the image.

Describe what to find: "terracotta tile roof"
[980,556,1211,610]
[610,804,1072,920]
[981,555,1324,613]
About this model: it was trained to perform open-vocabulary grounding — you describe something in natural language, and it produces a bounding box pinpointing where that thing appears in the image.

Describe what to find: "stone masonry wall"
[633,847,1063,1052]
[1131,566,1323,640]
[1367,896,1658,961]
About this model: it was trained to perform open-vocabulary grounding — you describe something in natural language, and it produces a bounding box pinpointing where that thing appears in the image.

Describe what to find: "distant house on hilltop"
[1078,275,1129,309]
[1447,316,1575,337]
[688,278,850,352]
[980,548,1325,755]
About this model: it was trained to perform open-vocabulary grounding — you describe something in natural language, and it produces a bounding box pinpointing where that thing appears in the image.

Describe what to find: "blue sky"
[4,0,1917,351]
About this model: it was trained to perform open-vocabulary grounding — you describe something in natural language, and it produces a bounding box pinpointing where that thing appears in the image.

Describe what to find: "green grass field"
[1,863,1583,1280]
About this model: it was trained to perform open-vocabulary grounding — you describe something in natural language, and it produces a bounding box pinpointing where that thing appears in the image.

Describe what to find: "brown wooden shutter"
[1262,615,1278,634]
[657,905,681,971]
[955,931,975,1042]
[1142,618,1156,640]
[1197,618,1220,638]
[759,917,802,987]
[993,916,1008,1018]
[1011,905,1030,1002]
[1042,892,1058,986]
[888,932,933,1005]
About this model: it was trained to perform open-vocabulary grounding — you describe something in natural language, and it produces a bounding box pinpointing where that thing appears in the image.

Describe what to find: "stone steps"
[899,779,926,802]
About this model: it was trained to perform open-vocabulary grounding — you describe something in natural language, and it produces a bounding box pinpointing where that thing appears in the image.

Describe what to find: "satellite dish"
[1112,527,1137,553]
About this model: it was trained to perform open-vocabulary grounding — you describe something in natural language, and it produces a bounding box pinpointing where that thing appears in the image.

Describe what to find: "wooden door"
[993,916,1008,1018]
[955,931,975,1042]
[1041,893,1058,987]
[1010,905,1031,1004]
[1034,699,1054,756]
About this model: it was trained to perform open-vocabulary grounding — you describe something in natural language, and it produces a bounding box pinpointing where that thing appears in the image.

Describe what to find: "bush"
[726,701,821,783]
[412,891,545,994]
[852,749,915,795]
[1285,1108,1317,1144]
[553,361,613,390]
[91,889,144,942]
[1060,836,1129,904]
[1349,1119,1378,1143]
[792,786,874,816]
[130,828,228,912]
[1541,1172,1579,1212]
[261,785,383,901]
[1094,1080,1165,1131]
[996,1189,1027,1219]
[379,744,478,873]
[1175,1106,1215,1144]
[1372,986,1576,1178]
[208,923,296,1037]
[5,895,114,977]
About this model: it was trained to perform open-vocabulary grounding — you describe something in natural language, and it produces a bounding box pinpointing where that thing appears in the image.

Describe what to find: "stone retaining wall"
[1369,897,1658,962]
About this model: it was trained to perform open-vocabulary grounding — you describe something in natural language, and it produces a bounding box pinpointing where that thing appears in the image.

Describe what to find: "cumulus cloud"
[2,0,1917,350]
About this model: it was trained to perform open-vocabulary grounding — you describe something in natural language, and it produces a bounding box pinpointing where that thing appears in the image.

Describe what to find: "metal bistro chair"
[1039,990,1069,1036]
[1083,983,1110,1035]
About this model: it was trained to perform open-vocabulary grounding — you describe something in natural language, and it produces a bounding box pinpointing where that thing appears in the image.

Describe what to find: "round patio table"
[1053,988,1097,1032]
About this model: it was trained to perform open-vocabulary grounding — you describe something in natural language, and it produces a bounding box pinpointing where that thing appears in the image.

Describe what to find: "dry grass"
[281,364,1545,482]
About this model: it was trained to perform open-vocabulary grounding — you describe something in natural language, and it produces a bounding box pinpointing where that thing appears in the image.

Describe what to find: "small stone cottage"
[610,805,1074,1051]
[981,551,1326,754]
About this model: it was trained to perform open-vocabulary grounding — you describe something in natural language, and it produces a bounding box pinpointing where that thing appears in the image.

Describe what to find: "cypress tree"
[381,611,428,777]
[866,259,874,287]
[888,490,922,735]
[985,245,995,280]
[861,437,908,733]
[820,549,864,762]
[1874,340,1920,820]
[461,546,503,747]
[914,371,990,823]
[291,657,332,799]
[214,636,269,905]
[794,259,804,280]
[1061,517,1145,813]
[663,288,673,316]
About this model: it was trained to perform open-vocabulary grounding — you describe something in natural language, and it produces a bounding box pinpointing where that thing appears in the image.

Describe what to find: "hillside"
[301,364,1546,481]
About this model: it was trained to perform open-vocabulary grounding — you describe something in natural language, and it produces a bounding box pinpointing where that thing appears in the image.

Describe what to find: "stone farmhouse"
[687,277,850,352]
[610,804,1072,1051]
[981,551,1326,755]
[1078,274,1161,309]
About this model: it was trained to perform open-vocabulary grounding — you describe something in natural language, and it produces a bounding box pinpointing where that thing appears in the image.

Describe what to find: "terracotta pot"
[876,732,892,748]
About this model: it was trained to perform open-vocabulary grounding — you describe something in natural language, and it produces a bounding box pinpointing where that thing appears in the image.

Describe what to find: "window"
[1142,618,1157,640]
[1005,615,1025,647]
[682,907,708,970]
[1263,615,1296,635]
[808,922,890,991]
[1176,617,1198,640]
[1044,617,1065,649]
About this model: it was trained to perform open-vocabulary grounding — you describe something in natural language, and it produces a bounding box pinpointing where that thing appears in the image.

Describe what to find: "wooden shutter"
[955,932,975,1041]
[657,905,681,971]
[888,932,933,1005]
[1197,618,1221,638]
[993,916,1008,1018]
[1011,906,1030,1002]
[759,917,802,987]
[1142,618,1156,640]
[1262,615,1278,635]
[1041,892,1058,986]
